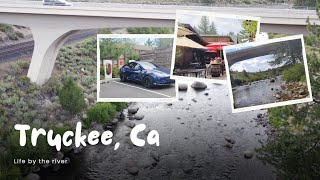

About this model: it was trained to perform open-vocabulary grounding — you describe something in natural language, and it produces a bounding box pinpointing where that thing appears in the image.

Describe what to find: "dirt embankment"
[0,24,32,44]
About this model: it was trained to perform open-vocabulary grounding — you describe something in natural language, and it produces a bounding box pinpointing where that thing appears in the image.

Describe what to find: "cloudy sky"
[178,14,244,35]
[230,54,277,72]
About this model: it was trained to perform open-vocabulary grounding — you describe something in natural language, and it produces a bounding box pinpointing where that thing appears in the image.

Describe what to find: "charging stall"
[103,60,113,80]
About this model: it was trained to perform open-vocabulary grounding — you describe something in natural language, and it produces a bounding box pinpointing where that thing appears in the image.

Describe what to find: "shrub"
[42,76,62,95]
[15,31,24,38]
[98,28,112,34]
[100,66,105,79]
[111,102,128,112]
[232,79,243,86]
[9,130,52,162]
[86,103,117,124]
[112,67,120,78]
[0,152,21,180]
[0,24,13,33]
[268,106,293,128]
[283,63,305,82]
[11,63,22,74]
[16,60,29,69]
[58,77,85,114]
[7,32,18,40]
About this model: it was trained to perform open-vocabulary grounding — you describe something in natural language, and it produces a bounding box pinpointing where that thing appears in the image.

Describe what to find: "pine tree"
[197,16,218,35]
[208,22,218,35]
[198,16,210,34]
[144,38,154,46]
[242,69,249,78]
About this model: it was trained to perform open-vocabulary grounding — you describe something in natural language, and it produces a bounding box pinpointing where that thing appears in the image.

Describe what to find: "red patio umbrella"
[205,42,230,50]
[205,42,230,57]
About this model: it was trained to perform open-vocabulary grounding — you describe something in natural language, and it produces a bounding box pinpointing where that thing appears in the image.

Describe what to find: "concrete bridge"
[0,1,318,85]
[225,38,302,67]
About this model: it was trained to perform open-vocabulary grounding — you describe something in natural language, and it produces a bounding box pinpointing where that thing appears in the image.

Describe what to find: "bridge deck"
[0,0,318,25]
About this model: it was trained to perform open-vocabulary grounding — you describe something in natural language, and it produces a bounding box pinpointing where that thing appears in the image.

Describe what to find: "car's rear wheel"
[143,76,153,88]
[120,74,127,82]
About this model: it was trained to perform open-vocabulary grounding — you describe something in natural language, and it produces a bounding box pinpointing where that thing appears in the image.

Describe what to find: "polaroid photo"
[97,34,178,102]
[170,10,261,83]
[223,35,313,113]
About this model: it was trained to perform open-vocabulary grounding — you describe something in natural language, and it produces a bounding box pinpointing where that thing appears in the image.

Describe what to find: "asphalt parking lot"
[99,78,176,99]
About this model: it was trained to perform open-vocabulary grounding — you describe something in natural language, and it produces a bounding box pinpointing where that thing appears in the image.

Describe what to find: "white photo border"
[97,34,178,102]
[170,10,261,83]
[223,34,313,113]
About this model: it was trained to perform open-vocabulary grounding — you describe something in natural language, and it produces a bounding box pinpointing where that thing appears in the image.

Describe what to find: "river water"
[48,81,275,180]
[233,76,285,109]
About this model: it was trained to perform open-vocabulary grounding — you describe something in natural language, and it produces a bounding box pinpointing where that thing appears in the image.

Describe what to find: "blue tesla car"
[120,61,175,88]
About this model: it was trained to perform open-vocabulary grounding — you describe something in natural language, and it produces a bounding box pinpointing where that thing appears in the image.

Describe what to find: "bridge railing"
[19,0,316,9]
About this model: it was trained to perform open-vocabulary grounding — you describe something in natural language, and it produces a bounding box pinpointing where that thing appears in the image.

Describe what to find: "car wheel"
[120,74,127,82]
[143,76,153,88]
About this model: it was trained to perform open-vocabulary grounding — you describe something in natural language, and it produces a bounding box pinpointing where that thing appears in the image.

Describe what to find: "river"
[47,81,275,180]
[233,76,285,109]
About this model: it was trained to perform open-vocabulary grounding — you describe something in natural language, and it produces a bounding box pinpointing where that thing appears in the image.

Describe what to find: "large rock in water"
[191,81,207,90]
[178,84,188,91]
[127,166,139,175]
[244,150,254,158]
[128,108,139,114]
[224,136,236,144]
[124,120,135,128]
[135,114,144,120]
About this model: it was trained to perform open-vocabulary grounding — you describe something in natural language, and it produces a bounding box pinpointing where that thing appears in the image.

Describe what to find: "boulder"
[224,136,235,144]
[111,118,119,124]
[128,108,139,114]
[178,84,188,91]
[244,151,254,158]
[225,143,233,148]
[191,81,207,90]
[26,173,40,180]
[257,113,263,118]
[127,166,139,175]
[124,120,135,128]
[135,114,145,120]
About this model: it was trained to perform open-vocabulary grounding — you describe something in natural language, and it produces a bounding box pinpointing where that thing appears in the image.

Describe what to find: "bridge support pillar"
[27,28,79,85]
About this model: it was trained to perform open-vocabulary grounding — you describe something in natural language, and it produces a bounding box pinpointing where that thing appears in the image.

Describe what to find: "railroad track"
[0,29,98,63]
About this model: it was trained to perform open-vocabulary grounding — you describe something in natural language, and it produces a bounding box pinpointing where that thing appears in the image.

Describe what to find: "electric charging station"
[103,60,112,80]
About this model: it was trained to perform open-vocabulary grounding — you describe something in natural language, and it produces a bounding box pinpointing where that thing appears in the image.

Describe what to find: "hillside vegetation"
[0,38,127,178]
